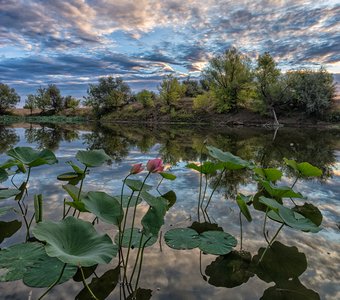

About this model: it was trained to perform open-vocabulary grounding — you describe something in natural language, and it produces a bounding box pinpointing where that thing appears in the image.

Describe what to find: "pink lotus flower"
[130,163,144,174]
[146,158,164,173]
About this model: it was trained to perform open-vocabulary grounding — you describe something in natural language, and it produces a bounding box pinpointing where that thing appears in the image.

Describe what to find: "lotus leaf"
[199,231,237,255]
[159,172,177,180]
[206,146,249,170]
[32,216,117,267]
[0,220,22,243]
[76,149,111,167]
[125,179,152,192]
[164,228,200,250]
[7,147,57,167]
[114,228,157,248]
[0,189,21,200]
[236,194,252,222]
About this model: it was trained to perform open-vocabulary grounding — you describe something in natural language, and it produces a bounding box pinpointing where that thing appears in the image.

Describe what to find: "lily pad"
[23,253,77,288]
[82,191,123,226]
[0,189,21,200]
[236,194,252,222]
[76,149,111,167]
[206,146,249,170]
[164,228,200,250]
[199,231,237,255]
[0,242,45,281]
[32,216,117,267]
[7,147,57,167]
[0,220,22,243]
[114,228,157,248]
[125,179,152,192]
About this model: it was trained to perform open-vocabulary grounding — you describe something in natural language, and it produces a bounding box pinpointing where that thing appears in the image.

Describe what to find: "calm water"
[0,123,339,300]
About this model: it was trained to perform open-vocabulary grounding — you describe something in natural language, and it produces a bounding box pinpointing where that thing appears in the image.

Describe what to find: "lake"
[0,123,339,300]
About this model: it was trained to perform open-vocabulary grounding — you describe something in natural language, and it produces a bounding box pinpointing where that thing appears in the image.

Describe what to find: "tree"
[0,83,20,113]
[84,76,131,116]
[23,94,36,115]
[204,47,253,112]
[33,84,63,113]
[135,89,156,108]
[182,78,203,97]
[285,68,336,117]
[255,52,285,125]
[64,96,80,110]
[158,75,186,110]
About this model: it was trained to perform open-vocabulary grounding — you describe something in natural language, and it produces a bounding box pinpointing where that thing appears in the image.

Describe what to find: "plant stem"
[204,168,226,211]
[77,166,88,202]
[134,237,152,291]
[259,223,284,263]
[239,212,243,250]
[129,233,145,285]
[119,190,134,247]
[200,174,208,211]
[38,263,67,300]
[79,266,99,300]
[263,208,270,245]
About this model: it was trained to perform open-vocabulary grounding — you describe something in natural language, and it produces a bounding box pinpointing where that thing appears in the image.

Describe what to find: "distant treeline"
[0,47,337,122]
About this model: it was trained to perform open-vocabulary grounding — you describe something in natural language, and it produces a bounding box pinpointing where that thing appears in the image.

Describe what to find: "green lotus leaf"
[63,184,87,202]
[65,201,88,212]
[0,220,22,243]
[161,190,177,210]
[114,228,157,248]
[23,253,77,288]
[206,146,249,170]
[75,267,120,300]
[236,194,252,222]
[293,203,323,226]
[253,241,307,283]
[34,194,43,223]
[7,147,57,167]
[0,242,45,281]
[261,181,304,199]
[186,161,222,174]
[76,149,111,167]
[159,172,177,180]
[164,228,200,250]
[32,216,117,267]
[188,222,223,234]
[57,172,81,181]
[66,161,85,174]
[73,265,98,282]
[199,231,237,255]
[115,195,141,207]
[82,191,123,226]
[205,251,254,288]
[0,168,8,183]
[0,206,14,217]
[125,179,152,192]
[284,158,322,177]
[253,168,282,182]
[127,288,152,300]
[0,189,21,200]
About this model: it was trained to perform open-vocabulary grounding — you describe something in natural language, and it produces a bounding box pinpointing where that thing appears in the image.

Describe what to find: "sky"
[0,0,339,105]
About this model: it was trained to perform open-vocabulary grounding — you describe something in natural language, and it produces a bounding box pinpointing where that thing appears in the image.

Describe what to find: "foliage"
[285,68,336,116]
[33,84,64,112]
[158,75,186,109]
[193,91,217,111]
[203,47,253,112]
[64,95,80,110]
[182,78,203,97]
[23,94,36,115]
[84,76,131,116]
[0,83,20,113]
[135,89,155,108]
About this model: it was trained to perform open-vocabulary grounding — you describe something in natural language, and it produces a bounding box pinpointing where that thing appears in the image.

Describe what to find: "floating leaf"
[261,181,303,199]
[75,267,120,300]
[254,168,282,182]
[125,179,152,192]
[115,195,142,207]
[76,149,111,167]
[164,228,200,250]
[186,162,222,174]
[159,172,177,180]
[23,253,77,288]
[0,220,22,243]
[199,231,237,255]
[161,190,177,210]
[82,191,123,226]
[114,228,157,248]
[0,242,45,281]
[293,203,323,226]
[236,194,252,222]
[32,216,117,267]
[253,241,307,283]
[0,189,20,200]
[205,251,254,288]
[7,147,57,167]
[206,146,249,170]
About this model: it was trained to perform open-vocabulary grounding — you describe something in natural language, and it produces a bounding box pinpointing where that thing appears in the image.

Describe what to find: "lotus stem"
[79,266,99,300]
[134,236,152,291]
[38,263,67,300]
[259,223,284,263]
[77,166,88,202]
[120,190,135,247]
[129,233,145,285]
[204,168,226,211]
[239,212,243,250]
[200,174,208,211]
[263,208,270,245]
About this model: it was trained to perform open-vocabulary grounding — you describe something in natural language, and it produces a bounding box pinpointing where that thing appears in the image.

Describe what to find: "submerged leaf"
[32,216,117,267]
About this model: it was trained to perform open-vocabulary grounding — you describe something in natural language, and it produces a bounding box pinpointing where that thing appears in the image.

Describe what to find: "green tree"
[84,76,131,116]
[34,84,63,113]
[204,47,253,112]
[182,78,203,97]
[23,94,36,115]
[285,68,336,117]
[158,75,186,110]
[135,89,155,108]
[64,96,80,110]
[0,83,20,113]
[255,52,286,125]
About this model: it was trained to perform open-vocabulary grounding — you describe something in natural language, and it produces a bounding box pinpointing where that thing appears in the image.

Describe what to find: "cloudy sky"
[0,0,339,104]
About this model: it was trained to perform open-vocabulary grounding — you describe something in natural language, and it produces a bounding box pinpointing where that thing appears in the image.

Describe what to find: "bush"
[135,90,155,108]
[193,92,217,112]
